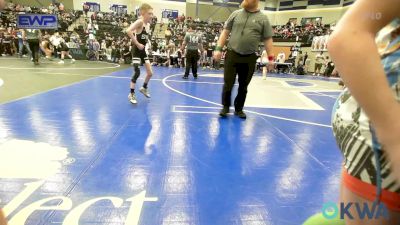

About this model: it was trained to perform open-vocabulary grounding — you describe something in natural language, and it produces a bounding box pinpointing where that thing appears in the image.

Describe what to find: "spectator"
[41,32,53,60]
[258,50,268,79]
[206,44,213,68]
[166,41,176,67]
[24,5,31,12]
[111,41,120,63]
[122,42,131,64]
[323,56,335,77]
[314,51,324,75]
[48,3,55,13]
[93,21,98,30]
[101,39,107,51]
[297,52,304,67]
[200,45,207,68]
[70,31,81,44]
[277,51,286,63]
[91,12,97,23]
[276,51,287,73]
[304,57,311,74]
[0,29,15,56]
[83,3,89,17]
[52,32,75,64]
[303,52,308,65]
[105,44,112,61]
[165,28,172,43]
[92,38,100,60]
[59,3,64,13]
[86,39,95,60]
[17,29,31,58]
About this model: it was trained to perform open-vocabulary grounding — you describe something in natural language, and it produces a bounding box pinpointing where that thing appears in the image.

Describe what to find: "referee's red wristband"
[268,56,274,61]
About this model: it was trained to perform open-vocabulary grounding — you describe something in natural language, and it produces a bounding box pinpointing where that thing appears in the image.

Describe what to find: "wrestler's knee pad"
[131,65,140,83]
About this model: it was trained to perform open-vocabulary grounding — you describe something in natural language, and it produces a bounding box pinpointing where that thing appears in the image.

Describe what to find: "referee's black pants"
[185,50,199,77]
[27,40,40,63]
[222,49,257,112]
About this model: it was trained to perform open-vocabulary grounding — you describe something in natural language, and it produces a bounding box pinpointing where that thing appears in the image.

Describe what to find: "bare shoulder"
[127,19,144,31]
[136,19,144,27]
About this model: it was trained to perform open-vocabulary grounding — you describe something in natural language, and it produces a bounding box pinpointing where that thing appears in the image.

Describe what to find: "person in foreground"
[303,0,400,224]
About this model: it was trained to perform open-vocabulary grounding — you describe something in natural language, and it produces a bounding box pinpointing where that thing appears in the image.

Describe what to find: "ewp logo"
[17,14,58,29]
[322,202,390,220]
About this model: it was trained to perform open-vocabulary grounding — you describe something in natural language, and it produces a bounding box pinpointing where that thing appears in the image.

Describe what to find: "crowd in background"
[148,16,225,69]
[0,2,337,76]
[154,15,336,76]
[272,20,333,44]
[0,1,81,57]
[77,10,139,62]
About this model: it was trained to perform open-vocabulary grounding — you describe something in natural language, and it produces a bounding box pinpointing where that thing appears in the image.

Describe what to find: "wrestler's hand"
[137,43,145,50]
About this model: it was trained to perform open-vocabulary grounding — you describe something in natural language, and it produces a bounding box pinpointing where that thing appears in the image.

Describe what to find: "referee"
[24,29,41,65]
[181,24,203,79]
[214,0,274,119]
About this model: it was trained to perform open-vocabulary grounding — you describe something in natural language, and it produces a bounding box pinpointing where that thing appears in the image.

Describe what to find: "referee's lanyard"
[241,13,250,35]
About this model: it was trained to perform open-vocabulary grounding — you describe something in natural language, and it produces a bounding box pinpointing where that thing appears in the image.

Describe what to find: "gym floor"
[0,57,344,225]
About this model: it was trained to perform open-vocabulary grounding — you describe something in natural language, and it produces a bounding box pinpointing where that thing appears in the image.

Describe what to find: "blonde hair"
[139,3,153,14]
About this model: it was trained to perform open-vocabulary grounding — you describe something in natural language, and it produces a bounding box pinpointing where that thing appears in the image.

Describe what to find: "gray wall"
[186,0,280,22]
[186,3,238,22]
[267,6,347,25]
[265,0,279,10]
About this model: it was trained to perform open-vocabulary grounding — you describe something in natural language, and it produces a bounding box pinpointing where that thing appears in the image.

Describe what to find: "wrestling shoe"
[140,87,151,98]
[128,93,137,104]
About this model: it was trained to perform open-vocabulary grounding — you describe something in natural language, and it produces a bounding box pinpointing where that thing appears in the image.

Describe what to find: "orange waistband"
[342,170,400,211]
